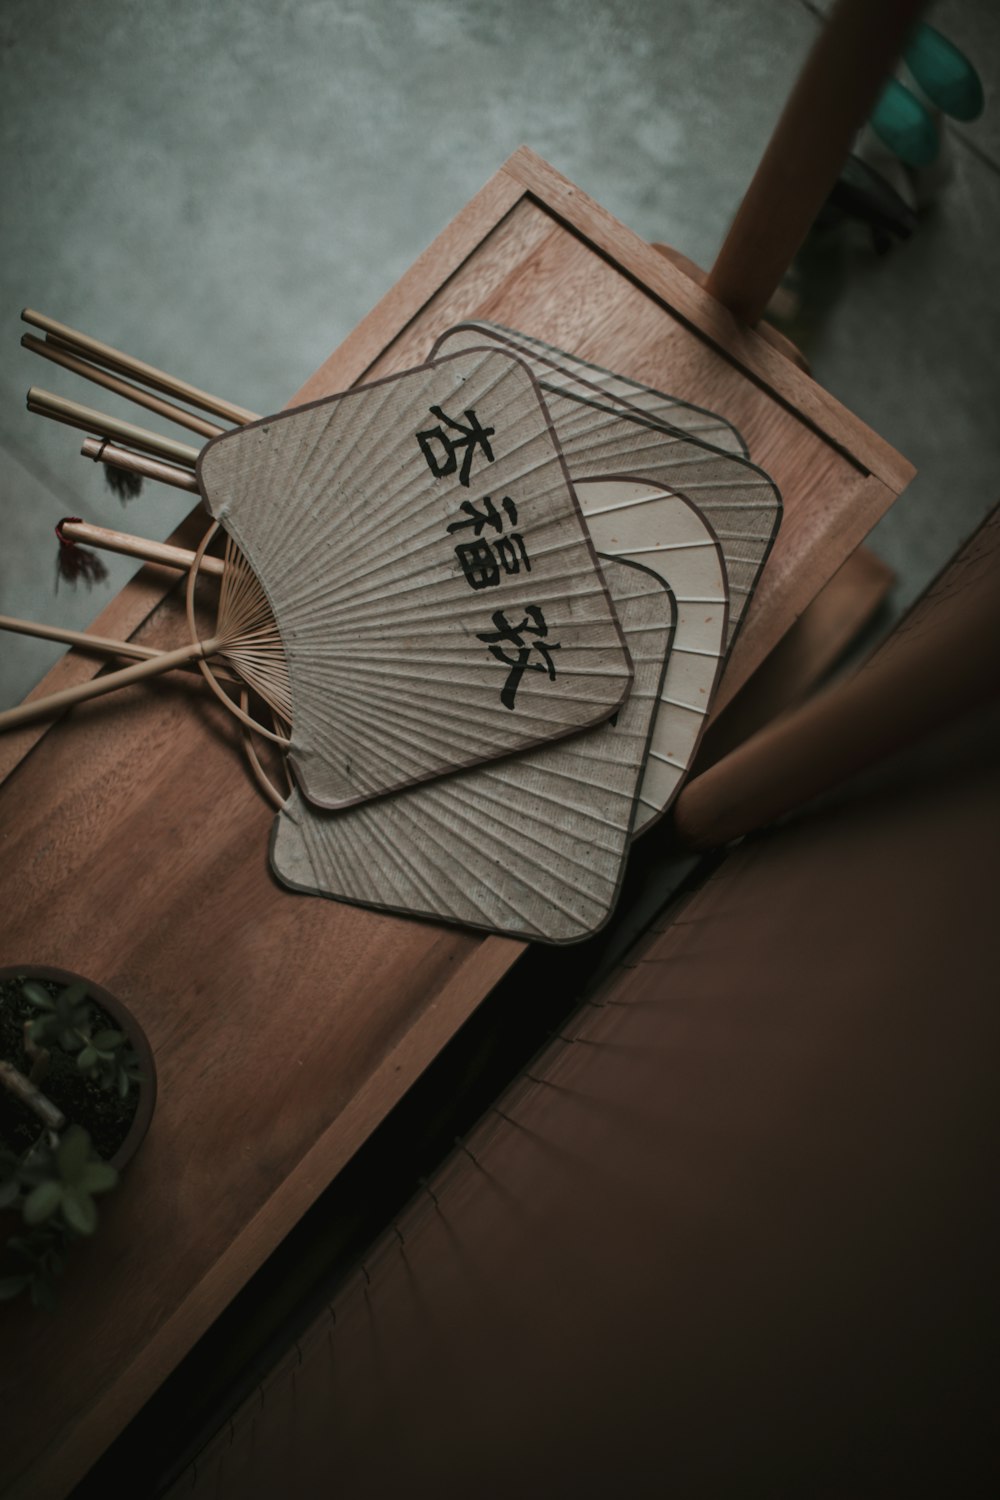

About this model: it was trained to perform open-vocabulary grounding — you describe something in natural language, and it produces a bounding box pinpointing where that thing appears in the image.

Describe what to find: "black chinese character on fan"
[447,493,516,537]
[417,405,496,487]
[477,605,560,710]
[448,494,532,590]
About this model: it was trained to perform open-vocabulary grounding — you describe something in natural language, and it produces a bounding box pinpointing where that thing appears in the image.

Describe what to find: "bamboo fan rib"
[443,320,749,456]
[213,533,293,723]
[199,348,633,810]
[271,558,674,944]
[574,479,728,834]
[431,326,781,649]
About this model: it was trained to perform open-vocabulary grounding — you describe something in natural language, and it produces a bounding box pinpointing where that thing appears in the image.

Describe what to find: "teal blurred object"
[871,77,940,167]
[905,23,984,121]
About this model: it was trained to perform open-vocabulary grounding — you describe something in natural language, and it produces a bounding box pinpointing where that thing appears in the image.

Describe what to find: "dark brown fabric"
[171,690,1000,1499]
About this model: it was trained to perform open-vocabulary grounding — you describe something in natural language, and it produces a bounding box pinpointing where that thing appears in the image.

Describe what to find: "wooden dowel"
[0,634,225,732]
[706,0,927,324]
[57,518,225,577]
[27,387,201,469]
[21,309,259,427]
[81,436,201,493]
[46,334,246,426]
[0,613,241,682]
[22,334,225,440]
[672,542,1000,849]
[0,613,168,662]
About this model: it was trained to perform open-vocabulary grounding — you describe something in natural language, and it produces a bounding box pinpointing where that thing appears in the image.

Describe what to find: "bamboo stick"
[0,613,241,682]
[21,308,259,427]
[22,334,224,440]
[45,333,239,426]
[0,614,169,662]
[57,518,225,577]
[81,437,201,493]
[27,387,201,469]
[0,635,225,732]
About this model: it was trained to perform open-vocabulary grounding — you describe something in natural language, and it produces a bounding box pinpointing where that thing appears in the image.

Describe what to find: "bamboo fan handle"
[0,613,169,662]
[81,437,200,494]
[21,309,260,427]
[0,612,244,684]
[57,518,225,577]
[0,635,224,732]
[22,335,225,441]
[27,387,201,470]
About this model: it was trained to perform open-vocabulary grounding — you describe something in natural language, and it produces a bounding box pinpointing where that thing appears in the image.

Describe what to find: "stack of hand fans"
[4,316,781,942]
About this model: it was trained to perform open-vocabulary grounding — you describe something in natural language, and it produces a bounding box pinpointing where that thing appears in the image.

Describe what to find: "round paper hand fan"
[198,346,634,809]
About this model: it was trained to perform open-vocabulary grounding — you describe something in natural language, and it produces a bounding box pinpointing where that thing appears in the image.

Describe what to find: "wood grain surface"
[0,147,912,1500]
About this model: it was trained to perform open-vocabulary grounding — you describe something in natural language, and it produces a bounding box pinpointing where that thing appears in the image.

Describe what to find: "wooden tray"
[0,148,913,1500]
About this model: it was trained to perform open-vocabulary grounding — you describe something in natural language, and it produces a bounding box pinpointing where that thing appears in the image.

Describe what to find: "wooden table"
[0,149,913,1500]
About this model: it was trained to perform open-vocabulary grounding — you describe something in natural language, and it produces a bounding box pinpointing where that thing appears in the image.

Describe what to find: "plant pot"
[0,965,156,1169]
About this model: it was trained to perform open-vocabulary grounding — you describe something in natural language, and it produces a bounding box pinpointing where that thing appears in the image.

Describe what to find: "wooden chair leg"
[706,0,927,325]
[672,509,1000,850]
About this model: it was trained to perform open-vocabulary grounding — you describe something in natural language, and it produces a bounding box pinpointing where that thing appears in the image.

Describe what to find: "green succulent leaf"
[91,1030,124,1050]
[61,982,90,1008]
[80,1161,118,1195]
[23,1180,63,1225]
[57,1126,91,1184]
[60,1028,82,1052]
[22,982,55,1010]
[76,1046,99,1072]
[60,1186,97,1236]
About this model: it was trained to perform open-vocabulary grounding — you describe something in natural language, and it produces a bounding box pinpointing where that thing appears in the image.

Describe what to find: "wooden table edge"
[8,934,524,1500]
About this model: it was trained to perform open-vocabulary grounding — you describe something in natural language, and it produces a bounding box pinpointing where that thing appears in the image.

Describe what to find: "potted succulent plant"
[0,965,156,1308]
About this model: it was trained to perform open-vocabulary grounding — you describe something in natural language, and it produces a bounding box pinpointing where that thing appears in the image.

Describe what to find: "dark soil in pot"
[0,966,156,1167]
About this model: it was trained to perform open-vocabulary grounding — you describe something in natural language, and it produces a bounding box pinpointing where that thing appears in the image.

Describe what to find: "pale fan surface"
[271,559,674,943]
[200,348,633,809]
[575,479,728,834]
[432,324,780,649]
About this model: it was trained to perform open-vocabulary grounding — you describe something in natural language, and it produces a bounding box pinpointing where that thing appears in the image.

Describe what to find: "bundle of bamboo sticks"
[2,312,289,781]
[21,306,259,486]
